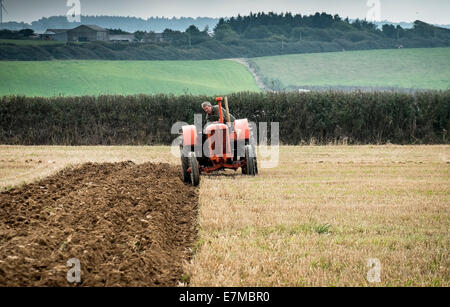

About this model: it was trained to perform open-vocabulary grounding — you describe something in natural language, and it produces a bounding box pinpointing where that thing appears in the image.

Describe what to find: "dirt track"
[0,162,198,286]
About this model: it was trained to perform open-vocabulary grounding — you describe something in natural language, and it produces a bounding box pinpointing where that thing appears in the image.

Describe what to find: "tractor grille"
[209,128,228,157]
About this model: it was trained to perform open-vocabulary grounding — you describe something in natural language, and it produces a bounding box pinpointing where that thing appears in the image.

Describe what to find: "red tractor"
[180,97,258,186]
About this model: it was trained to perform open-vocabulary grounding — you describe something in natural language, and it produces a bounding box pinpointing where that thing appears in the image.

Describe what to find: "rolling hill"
[0,60,260,97]
[251,47,450,90]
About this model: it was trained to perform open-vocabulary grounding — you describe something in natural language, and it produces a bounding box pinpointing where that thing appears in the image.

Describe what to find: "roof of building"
[74,25,108,32]
[45,25,108,34]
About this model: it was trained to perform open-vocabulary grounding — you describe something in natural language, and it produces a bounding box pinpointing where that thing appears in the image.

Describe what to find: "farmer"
[201,101,235,125]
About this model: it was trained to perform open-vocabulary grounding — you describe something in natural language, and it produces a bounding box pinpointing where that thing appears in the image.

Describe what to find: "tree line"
[1,12,450,60]
[0,15,219,33]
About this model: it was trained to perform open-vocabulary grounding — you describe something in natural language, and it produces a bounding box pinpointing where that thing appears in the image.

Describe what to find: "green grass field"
[0,60,260,97]
[252,47,450,90]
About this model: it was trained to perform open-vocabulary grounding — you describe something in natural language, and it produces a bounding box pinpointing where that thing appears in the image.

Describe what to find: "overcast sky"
[2,0,450,25]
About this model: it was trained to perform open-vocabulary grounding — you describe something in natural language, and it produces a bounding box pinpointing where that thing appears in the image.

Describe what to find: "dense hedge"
[0,91,449,145]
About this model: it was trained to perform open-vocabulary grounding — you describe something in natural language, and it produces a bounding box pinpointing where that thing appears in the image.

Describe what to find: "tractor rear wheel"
[244,145,256,176]
[253,146,258,175]
[189,152,200,186]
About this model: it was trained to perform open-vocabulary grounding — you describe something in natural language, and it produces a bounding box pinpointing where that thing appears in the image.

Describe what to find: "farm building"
[67,25,109,42]
[42,29,68,41]
[43,25,109,42]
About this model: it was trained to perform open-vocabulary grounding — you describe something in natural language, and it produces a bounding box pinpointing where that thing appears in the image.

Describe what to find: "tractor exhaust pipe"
[218,101,224,124]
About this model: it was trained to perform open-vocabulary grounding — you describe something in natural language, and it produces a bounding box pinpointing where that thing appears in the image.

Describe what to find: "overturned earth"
[0,162,198,286]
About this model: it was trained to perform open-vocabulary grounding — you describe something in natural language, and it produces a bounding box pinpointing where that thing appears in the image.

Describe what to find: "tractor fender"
[205,123,228,134]
[182,125,197,146]
[234,119,250,140]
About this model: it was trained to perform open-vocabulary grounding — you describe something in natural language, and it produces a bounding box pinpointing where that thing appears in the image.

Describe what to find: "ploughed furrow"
[0,161,198,286]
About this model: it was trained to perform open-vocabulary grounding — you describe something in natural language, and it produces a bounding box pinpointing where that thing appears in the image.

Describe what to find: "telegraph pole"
[0,0,7,26]
[0,0,3,25]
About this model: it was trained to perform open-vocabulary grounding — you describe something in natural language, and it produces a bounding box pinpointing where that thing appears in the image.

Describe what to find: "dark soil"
[0,162,198,286]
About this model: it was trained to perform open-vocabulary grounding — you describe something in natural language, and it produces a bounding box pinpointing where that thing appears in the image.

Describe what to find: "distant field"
[252,47,450,90]
[0,60,260,97]
[0,39,64,46]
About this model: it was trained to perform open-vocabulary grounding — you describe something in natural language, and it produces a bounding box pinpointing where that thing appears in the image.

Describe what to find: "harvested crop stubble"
[0,161,198,286]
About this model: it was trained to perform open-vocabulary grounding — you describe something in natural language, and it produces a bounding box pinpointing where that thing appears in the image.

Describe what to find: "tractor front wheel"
[181,154,190,183]
[241,157,248,175]
[189,152,200,186]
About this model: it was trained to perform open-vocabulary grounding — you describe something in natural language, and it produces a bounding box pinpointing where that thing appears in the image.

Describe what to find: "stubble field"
[0,145,448,286]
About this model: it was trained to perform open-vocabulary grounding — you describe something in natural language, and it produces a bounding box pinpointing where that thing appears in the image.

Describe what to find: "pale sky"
[2,0,450,25]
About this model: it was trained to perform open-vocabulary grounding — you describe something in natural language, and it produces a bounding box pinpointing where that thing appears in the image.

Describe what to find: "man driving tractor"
[179,97,258,186]
[202,101,236,125]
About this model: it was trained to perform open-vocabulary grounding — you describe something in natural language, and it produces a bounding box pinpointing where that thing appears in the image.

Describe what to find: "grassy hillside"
[251,47,450,90]
[0,60,260,97]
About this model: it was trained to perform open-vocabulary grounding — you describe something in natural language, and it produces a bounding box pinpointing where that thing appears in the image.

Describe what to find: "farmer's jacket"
[206,105,236,124]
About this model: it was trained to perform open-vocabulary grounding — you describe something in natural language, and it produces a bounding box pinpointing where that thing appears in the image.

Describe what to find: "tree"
[162,28,186,45]
[291,27,305,40]
[203,25,210,36]
[213,23,239,41]
[107,28,129,35]
[382,24,396,38]
[396,25,405,39]
[412,20,434,37]
[311,12,333,28]
[244,25,270,39]
[186,25,201,36]
[184,25,209,45]
[19,29,34,37]
[134,30,146,41]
